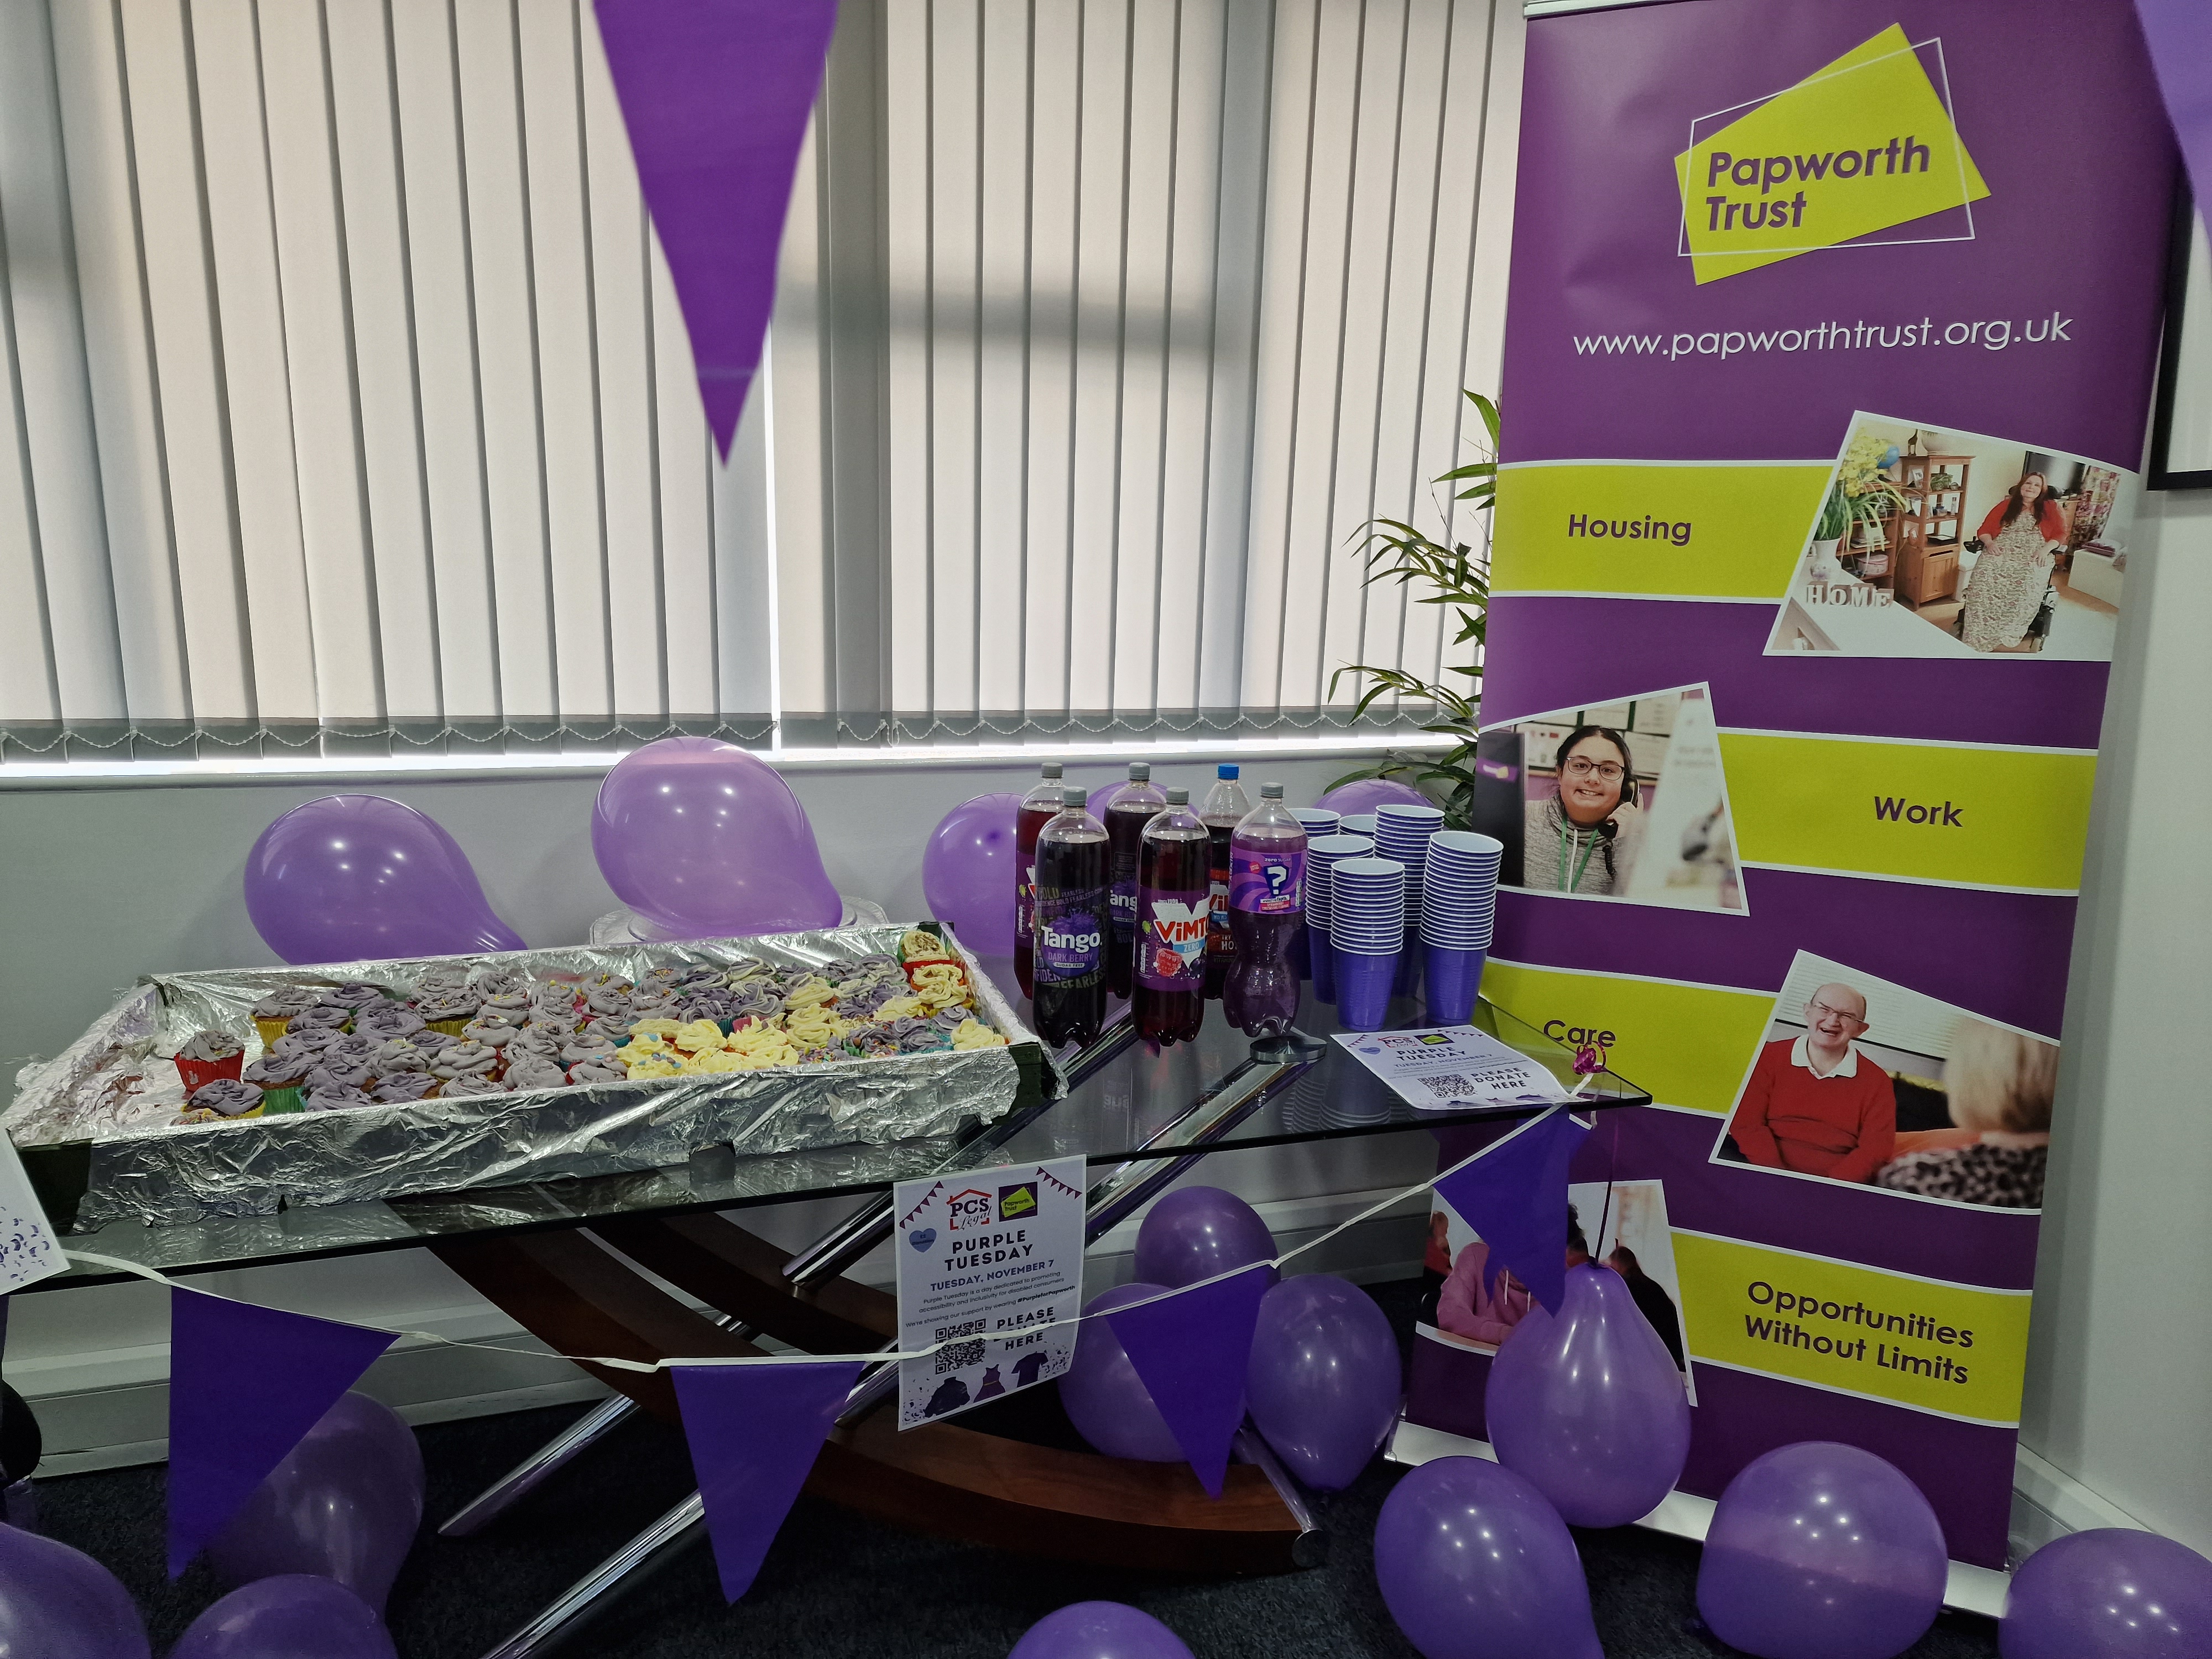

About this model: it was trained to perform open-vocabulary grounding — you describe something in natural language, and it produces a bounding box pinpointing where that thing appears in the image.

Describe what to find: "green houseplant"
[1325,392,1496,829]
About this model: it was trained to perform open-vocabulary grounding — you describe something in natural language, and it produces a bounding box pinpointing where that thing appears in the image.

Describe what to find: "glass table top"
[38,967,1647,1290]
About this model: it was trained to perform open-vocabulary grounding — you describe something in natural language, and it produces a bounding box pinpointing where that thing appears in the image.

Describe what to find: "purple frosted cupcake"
[583,986,634,1024]
[174,1031,246,1092]
[462,1013,518,1050]
[307,1058,375,1096]
[321,1032,378,1063]
[241,1052,314,1114]
[372,1072,439,1104]
[356,1003,426,1042]
[267,1033,326,1065]
[413,987,479,1037]
[502,1053,571,1092]
[306,1084,379,1111]
[627,989,681,1021]
[432,1039,501,1082]
[327,981,390,1013]
[562,1032,620,1068]
[371,1037,439,1076]
[505,1029,564,1065]
[567,1057,628,1085]
[186,1077,265,1119]
[289,1004,353,1038]
[438,1073,512,1098]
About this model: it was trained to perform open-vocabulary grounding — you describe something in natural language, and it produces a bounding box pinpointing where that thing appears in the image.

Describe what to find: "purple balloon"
[1314,778,1433,817]
[591,738,841,938]
[1058,1285,1183,1462]
[0,1523,149,1659]
[1697,1442,1947,1659]
[244,796,525,966]
[1009,1601,1194,1659]
[171,1576,395,1659]
[1374,1457,1603,1659]
[2001,1528,2212,1659]
[922,792,1021,955]
[1244,1275,1401,1491]
[206,1392,424,1616]
[1132,1187,1278,1289]
[1484,1262,1691,1527]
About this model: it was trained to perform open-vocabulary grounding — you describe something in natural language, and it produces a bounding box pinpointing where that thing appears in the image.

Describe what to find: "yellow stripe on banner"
[1491,463,1829,599]
[1479,961,1773,1115]
[1674,1233,2031,1426]
[1719,733,2096,893]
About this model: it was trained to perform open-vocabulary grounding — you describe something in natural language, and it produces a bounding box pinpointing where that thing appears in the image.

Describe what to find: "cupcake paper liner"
[174,1052,245,1092]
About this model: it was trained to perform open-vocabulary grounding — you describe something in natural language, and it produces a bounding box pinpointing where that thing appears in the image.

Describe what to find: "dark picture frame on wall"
[2150,183,2212,490]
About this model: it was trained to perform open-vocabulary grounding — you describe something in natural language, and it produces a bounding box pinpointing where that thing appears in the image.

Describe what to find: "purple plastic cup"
[1336,948,1399,1031]
[1424,944,1486,1025]
[1311,926,1338,1003]
[1393,940,1423,1000]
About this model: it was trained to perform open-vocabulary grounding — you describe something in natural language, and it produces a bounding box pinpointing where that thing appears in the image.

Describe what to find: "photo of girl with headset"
[1522,725,1646,896]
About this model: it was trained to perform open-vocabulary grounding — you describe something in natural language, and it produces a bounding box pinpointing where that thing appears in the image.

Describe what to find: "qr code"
[935,1339,985,1374]
[932,1317,987,1343]
[1419,1074,1474,1097]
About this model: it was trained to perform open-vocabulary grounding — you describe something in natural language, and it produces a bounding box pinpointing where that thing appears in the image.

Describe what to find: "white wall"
[2022,484,2212,1557]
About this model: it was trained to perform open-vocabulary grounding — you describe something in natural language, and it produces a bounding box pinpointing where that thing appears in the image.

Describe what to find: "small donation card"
[894,1155,1087,1429]
[0,1136,65,1293]
[1333,1026,1575,1113]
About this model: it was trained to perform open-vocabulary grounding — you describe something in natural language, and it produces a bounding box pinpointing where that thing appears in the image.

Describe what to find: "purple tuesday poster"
[1404,0,2176,1568]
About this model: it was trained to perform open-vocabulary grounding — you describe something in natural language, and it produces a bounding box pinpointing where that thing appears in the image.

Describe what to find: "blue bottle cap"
[1218,763,1240,779]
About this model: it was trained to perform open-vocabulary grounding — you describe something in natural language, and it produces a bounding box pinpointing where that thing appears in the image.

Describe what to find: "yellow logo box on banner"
[1673,24,1991,284]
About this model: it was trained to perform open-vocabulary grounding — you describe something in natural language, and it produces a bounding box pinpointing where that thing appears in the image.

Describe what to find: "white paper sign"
[894,1155,1087,1429]
[1333,1026,1573,1112]
[0,1137,67,1293]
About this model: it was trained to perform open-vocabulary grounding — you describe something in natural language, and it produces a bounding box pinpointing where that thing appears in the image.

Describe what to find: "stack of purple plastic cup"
[1288,808,1342,979]
[1303,833,1375,1005]
[1375,803,1446,997]
[1329,856,1406,1031]
[1419,830,1503,1023]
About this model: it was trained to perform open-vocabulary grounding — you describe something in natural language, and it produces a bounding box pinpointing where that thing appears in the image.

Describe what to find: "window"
[0,0,1517,763]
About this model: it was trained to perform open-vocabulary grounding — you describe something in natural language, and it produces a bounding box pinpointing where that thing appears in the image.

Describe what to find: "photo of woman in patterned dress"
[1959,472,2068,653]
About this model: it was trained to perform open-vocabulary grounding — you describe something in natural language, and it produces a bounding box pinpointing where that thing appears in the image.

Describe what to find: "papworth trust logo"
[1674,24,1987,285]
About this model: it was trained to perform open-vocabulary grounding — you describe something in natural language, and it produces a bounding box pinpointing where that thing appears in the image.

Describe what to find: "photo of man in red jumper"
[1727,982,1897,1183]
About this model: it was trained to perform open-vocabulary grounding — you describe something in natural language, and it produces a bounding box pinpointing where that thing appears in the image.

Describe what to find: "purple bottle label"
[1109,879,1138,934]
[1036,891,1106,984]
[1136,887,1210,990]
[1230,848,1305,914]
[1016,863,1036,942]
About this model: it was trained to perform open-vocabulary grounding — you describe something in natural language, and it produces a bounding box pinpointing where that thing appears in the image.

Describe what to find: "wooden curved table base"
[432,1216,1310,1575]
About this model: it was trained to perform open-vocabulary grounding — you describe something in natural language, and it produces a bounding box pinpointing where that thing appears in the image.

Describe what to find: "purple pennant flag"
[1432,1109,1590,1318]
[2135,2,2212,215]
[593,0,839,460]
[1106,1264,1272,1499]
[671,1359,863,1601]
[166,1288,395,1577]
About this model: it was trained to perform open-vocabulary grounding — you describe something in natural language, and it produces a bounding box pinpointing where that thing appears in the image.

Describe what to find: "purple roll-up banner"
[166,1289,395,1577]
[1105,1265,1272,1498]
[2134,1,2212,216]
[592,0,838,460]
[1407,0,2179,1570]
[672,1359,864,1601]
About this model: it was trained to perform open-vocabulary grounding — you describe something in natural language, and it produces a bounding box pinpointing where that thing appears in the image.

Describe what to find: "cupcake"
[174,1031,246,1092]
[306,1084,379,1111]
[438,1073,512,1098]
[356,1004,426,1043]
[290,1003,353,1039]
[561,1033,619,1068]
[267,1034,325,1066]
[371,1037,437,1076]
[567,1057,628,1084]
[372,1071,439,1104]
[471,970,530,1018]
[529,982,581,1016]
[503,1053,572,1092]
[505,1029,564,1065]
[462,1013,518,1051]
[328,981,390,1013]
[241,1052,314,1114]
[413,988,479,1037]
[322,1032,379,1063]
[413,963,473,997]
[307,1058,375,1096]
[431,1039,501,1083]
[583,987,634,1025]
[186,1077,264,1119]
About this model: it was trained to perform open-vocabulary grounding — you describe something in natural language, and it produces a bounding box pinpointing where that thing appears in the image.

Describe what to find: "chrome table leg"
[439,1393,643,1538]
[474,1490,708,1659]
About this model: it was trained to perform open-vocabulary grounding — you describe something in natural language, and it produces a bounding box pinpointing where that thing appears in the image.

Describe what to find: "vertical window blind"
[0,0,1519,763]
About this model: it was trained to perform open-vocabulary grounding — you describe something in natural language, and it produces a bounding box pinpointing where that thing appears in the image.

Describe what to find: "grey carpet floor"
[28,1279,2002,1658]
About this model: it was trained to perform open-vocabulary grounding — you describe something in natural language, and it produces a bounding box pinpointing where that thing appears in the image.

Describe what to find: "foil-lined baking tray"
[3,925,1052,1230]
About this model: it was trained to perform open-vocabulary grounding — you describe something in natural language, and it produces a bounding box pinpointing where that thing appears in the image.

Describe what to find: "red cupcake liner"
[175,1051,246,1092]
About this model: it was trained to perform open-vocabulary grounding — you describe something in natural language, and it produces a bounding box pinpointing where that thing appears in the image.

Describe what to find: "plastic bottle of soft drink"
[1102,761,1168,999]
[1224,782,1307,1038]
[1014,761,1066,998]
[1199,764,1251,1000]
[1134,786,1209,1046]
[1030,786,1110,1048]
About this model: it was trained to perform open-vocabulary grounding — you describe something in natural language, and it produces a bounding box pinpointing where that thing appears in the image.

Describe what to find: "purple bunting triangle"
[2136,2,2212,220]
[1105,1264,1272,1498]
[593,0,839,460]
[1432,1109,1590,1317]
[166,1288,395,1577]
[671,1359,863,1602]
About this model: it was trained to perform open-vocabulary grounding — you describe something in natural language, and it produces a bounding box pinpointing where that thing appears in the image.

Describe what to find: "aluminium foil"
[4,925,1052,1230]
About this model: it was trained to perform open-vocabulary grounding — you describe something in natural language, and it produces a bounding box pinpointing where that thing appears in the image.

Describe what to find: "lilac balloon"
[244,796,525,966]
[0,1523,149,1659]
[171,1576,395,1659]
[1058,1285,1182,1462]
[1484,1262,1691,1527]
[205,1392,424,1615]
[1697,1442,1947,1659]
[591,738,841,938]
[1009,1601,1194,1659]
[1245,1275,1401,1490]
[1314,777,1433,817]
[2001,1528,2212,1659]
[1374,1457,1603,1659]
[923,792,1021,955]
[1132,1187,1277,1289]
